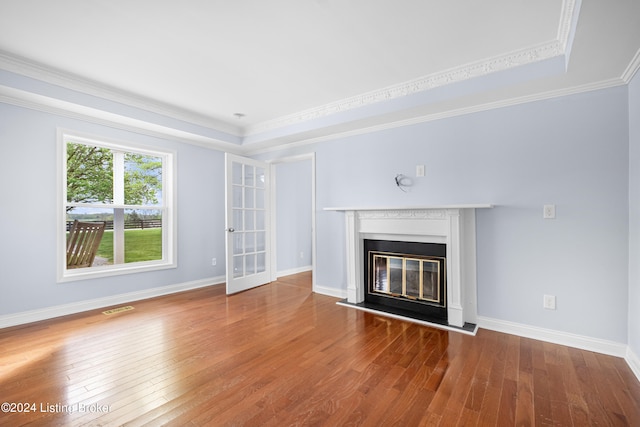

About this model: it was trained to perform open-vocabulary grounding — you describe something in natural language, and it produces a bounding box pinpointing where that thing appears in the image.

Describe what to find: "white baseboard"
[0,275,225,329]
[626,347,640,382]
[477,316,628,358]
[275,267,346,300]
[313,284,347,299]
[277,265,312,278]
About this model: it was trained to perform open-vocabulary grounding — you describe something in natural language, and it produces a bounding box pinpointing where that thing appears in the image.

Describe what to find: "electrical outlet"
[543,294,556,310]
[543,204,556,219]
[416,164,425,177]
[211,258,217,266]
[299,251,304,259]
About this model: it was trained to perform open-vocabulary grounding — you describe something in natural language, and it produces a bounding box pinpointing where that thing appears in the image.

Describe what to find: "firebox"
[364,239,447,322]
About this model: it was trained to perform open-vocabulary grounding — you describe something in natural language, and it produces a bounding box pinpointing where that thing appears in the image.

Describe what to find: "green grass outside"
[96,228,162,263]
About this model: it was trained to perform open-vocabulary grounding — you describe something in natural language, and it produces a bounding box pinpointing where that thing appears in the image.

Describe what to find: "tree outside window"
[61,133,175,278]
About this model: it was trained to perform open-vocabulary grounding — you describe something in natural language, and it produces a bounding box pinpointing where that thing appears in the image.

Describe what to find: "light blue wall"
[263,86,631,343]
[275,159,312,273]
[629,71,640,357]
[0,77,634,347]
[0,103,226,315]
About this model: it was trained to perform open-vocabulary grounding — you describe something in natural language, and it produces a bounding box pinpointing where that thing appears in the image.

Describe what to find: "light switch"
[543,204,556,219]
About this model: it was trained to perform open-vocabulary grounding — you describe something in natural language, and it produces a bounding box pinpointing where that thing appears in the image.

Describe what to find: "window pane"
[256,188,265,209]
[256,231,265,252]
[246,254,256,275]
[62,134,174,279]
[66,142,113,205]
[256,252,266,273]
[233,233,243,255]
[233,209,243,231]
[66,208,164,267]
[256,167,265,188]
[244,188,254,209]
[255,210,265,231]
[124,153,163,206]
[244,210,255,231]
[123,209,163,263]
[244,165,254,187]
[232,186,243,208]
[232,162,242,185]
[66,207,113,268]
[245,232,256,252]
[233,255,244,278]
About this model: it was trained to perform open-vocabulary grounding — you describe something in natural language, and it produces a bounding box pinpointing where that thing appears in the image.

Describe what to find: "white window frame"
[57,129,177,282]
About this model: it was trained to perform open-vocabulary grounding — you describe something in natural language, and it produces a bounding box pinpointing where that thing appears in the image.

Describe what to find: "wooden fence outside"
[66,219,162,231]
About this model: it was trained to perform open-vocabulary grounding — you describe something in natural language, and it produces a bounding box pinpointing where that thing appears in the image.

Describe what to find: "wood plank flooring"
[1,271,639,426]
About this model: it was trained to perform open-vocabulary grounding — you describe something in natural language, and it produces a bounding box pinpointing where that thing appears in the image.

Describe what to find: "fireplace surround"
[326,205,492,332]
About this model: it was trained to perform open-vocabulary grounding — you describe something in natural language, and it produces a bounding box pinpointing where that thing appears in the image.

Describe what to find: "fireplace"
[326,204,493,333]
[365,239,447,322]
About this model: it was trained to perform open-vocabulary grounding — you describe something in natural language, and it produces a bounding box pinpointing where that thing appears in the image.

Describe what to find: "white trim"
[325,204,493,211]
[335,206,490,328]
[0,50,239,135]
[245,0,580,137]
[0,0,579,141]
[0,276,225,329]
[277,265,312,278]
[478,316,628,358]
[0,84,243,153]
[270,153,317,293]
[0,72,626,157]
[245,42,568,136]
[622,48,640,83]
[58,129,178,282]
[626,347,640,382]
[244,78,625,156]
[313,284,348,300]
[558,0,581,64]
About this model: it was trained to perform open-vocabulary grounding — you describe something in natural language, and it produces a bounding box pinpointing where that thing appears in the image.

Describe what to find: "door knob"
[226,227,235,232]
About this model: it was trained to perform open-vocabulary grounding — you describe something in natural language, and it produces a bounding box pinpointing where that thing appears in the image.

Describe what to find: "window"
[58,130,175,281]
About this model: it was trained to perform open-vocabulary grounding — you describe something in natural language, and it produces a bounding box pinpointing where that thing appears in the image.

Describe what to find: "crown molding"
[244,77,625,156]
[0,1,581,143]
[246,3,580,137]
[0,50,242,136]
[622,48,640,83]
[557,0,580,51]
[244,41,566,136]
[0,84,244,154]
[244,0,579,137]
[1,61,624,159]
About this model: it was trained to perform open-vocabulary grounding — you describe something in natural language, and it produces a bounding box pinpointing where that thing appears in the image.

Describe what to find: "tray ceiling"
[0,0,639,150]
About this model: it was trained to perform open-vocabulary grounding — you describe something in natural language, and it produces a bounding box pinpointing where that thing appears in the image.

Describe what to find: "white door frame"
[269,153,316,292]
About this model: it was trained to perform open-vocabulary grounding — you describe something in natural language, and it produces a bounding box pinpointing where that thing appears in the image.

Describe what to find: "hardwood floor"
[1,271,639,426]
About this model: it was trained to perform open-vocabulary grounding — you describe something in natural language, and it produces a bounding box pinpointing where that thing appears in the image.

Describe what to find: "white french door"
[225,153,271,294]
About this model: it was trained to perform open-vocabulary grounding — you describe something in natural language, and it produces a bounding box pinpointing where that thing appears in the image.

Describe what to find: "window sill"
[58,260,177,283]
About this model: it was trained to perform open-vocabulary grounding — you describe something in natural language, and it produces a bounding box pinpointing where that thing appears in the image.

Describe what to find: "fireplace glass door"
[372,253,443,304]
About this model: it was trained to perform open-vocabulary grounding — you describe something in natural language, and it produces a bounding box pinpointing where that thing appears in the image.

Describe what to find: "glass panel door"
[225,154,270,294]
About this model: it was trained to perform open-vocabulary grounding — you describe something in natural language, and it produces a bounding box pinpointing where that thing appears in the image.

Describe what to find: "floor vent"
[102,306,134,315]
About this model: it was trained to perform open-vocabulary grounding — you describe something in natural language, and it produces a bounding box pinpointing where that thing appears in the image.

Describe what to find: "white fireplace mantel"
[325,205,493,328]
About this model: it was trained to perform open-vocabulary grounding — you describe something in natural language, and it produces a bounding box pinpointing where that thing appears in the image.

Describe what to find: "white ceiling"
[0,0,639,150]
